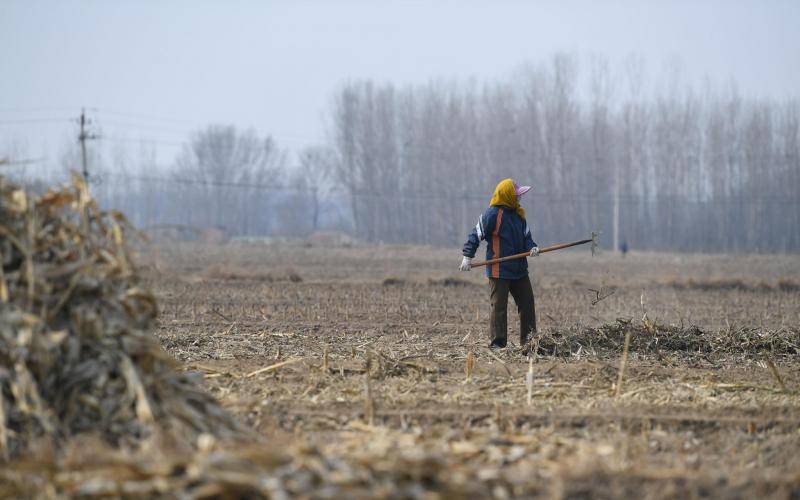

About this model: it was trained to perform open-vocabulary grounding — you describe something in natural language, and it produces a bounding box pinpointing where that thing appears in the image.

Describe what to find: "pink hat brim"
[515,185,531,196]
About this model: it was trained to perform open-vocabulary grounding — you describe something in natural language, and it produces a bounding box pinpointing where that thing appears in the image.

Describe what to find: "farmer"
[459,179,539,350]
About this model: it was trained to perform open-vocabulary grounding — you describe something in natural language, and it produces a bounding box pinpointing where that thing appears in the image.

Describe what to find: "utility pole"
[612,163,619,254]
[78,108,97,185]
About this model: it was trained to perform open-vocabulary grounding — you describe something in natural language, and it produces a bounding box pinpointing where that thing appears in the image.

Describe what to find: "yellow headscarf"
[489,178,525,219]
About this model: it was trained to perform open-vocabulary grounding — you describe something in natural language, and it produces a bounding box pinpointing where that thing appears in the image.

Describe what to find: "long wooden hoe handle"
[470,238,594,268]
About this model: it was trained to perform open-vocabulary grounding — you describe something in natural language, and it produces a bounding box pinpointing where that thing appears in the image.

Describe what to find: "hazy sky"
[2,0,799,168]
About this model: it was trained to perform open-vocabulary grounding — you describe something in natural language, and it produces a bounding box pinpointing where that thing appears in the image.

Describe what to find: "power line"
[103,172,296,191]
[0,106,322,148]
[0,106,78,114]
[93,117,321,147]
[0,117,73,125]
[91,107,323,144]
[93,118,195,136]
[89,107,195,125]
[96,171,800,204]
[101,136,186,147]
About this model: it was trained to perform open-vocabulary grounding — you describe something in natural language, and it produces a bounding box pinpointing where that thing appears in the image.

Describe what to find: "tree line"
[23,125,346,239]
[330,55,799,252]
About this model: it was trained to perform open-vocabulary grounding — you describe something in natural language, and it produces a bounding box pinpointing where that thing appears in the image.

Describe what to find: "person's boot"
[518,333,529,354]
[489,339,507,349]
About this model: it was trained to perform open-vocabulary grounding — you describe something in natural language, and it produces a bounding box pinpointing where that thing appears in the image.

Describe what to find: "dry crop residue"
[145,243,800,498]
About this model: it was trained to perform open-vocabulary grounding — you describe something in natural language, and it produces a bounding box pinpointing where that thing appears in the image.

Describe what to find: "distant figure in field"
[620,239,629,257]
[459,179,538,351]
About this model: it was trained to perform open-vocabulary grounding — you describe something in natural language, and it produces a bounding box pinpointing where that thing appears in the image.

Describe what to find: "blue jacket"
[462,206,536,280]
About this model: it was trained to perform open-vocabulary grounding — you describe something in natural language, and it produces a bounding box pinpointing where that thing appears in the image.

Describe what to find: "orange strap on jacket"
[490,208,504,278]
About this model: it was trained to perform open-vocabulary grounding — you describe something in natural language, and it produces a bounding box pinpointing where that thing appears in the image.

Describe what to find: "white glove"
[459,256,472,271]
[529,247,540,257]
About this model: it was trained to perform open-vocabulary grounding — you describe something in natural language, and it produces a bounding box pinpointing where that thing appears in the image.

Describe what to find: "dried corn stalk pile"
[0,175,243,460]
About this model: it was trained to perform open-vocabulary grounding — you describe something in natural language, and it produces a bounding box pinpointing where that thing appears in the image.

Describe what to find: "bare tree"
[173,125,285,235]
[296,145,335,232]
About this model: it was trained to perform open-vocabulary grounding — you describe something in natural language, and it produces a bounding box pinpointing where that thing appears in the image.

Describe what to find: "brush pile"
[535,319,800,359]
[0,175,243,460]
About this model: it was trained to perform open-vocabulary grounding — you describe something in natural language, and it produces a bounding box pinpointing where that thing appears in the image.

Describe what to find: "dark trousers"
[489,276,536,348]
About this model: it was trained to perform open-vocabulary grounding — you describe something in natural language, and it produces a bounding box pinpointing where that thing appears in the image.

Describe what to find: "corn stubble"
[0,175,244,461]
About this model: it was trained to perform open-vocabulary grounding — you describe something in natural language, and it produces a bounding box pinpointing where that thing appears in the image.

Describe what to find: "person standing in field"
[459,179,539,350]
